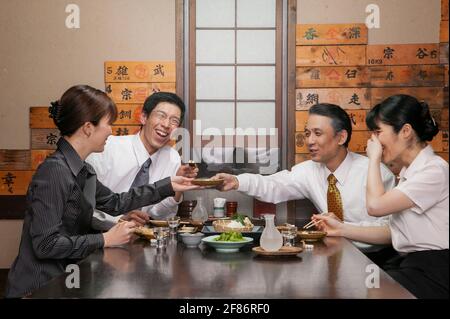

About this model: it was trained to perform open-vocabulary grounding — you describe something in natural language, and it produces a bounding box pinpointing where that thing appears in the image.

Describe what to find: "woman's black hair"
[366,94,439,142]
[49,85,117,136]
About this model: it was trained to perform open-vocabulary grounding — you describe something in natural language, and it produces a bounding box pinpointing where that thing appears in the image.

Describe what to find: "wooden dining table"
[28,234,414,299]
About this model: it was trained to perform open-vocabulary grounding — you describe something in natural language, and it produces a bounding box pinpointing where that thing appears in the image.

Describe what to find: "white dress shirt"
[86,133,182,230]
[237,151,396,251]
[390,145,449,253]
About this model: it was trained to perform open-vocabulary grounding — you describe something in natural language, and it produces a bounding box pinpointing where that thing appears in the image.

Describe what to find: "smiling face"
[372,121,407,164]
[140,102,182,155]
[90,115,113,153]
[305,114,347,164]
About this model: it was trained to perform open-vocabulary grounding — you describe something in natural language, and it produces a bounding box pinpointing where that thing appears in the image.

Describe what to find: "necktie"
[130,158,152,189]
[327,174,344,221]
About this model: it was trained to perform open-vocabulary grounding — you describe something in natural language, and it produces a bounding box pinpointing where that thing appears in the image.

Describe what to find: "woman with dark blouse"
[6,85,198,298]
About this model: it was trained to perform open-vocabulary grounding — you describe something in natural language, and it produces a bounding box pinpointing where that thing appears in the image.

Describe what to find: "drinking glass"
[167,216,181,235]
[282,225,298,247]
[153,227,170,249]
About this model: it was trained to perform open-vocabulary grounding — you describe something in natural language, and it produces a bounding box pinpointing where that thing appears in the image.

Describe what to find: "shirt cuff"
[168,194,183,205]
[237,174,250,192]
[155,177,175,198]
[87,233,105,250]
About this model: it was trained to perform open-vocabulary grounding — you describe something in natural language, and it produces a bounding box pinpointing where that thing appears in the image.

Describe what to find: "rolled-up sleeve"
[237,165,308,204]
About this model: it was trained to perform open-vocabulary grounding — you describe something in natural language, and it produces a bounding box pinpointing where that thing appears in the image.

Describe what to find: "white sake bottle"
[260,214,283,251]
[191,197,208,223]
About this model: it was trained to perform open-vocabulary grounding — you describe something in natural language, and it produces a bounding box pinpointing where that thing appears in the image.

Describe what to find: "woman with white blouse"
[313,94,449,299]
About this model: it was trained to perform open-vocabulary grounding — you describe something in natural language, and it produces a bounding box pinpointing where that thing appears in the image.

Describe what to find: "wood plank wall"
[0,61,176,199]
[295,18,449,167]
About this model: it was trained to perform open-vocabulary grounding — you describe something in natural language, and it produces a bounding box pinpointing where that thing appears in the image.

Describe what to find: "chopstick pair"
[303,219,322,230]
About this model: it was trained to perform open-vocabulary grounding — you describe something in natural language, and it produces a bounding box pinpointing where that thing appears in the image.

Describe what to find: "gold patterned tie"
[327,174,344,221]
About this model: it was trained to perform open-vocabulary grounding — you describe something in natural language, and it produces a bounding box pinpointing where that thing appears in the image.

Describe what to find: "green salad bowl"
[201,235,254,253]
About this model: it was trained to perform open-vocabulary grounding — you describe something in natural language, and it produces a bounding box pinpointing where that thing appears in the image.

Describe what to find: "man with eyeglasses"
[86,92,197,230]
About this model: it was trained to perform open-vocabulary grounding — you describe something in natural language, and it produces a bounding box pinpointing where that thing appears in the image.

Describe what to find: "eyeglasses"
[151,110,181,127]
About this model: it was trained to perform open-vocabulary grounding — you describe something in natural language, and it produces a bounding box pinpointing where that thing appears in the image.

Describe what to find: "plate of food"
[297,230,327,242]
[212,214,254,232]
[203,214,263,242]
[191,178,224,187]
[252,246,302,257]
[202,232,253,253]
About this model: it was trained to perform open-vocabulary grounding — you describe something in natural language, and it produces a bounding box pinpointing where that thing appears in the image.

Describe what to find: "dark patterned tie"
[327,174,344,221]
[130,158,152,189]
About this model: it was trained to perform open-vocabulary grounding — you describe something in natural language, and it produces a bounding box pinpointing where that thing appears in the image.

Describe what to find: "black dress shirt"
[5,138,174,298]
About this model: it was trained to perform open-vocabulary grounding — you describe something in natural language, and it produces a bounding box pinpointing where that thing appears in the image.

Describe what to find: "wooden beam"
[370,87,445,109]
[366,44,439,66]
[105,82,176,104]
[369,65,444,87]
[104,61,176,83]
[440,20,449,43]
[0,150,31,170]
[296,66,369,88]
[296,88,371,110]
[296,45,366,66]
[0,171,34,195]
[296,23,368,45]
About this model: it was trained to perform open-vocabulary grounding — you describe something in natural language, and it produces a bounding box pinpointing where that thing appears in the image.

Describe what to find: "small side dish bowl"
[180,232,204,248]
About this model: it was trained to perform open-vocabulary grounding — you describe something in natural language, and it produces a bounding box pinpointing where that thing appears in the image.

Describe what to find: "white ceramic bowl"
[180,232,204,248]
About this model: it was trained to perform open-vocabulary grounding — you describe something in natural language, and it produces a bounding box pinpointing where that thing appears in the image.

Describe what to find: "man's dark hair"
[142,92,185,123]
[308,103,352,147]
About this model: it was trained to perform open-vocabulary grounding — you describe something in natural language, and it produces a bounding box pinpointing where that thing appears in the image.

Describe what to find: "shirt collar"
[323,150,352,186]
[57,137,93,177]
[131,133,159,167]
[399,145,435,181]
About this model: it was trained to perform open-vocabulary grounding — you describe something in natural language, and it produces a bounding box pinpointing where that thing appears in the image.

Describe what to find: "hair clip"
[48,101,63,123]
[431,116,436,127]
